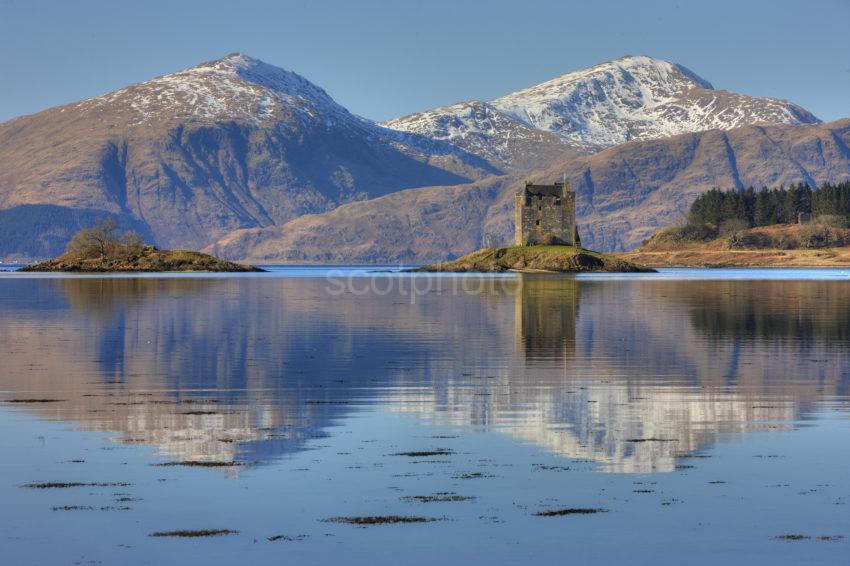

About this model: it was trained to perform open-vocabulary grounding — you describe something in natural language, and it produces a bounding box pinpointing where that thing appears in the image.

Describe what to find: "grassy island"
[416,245,654,273]
[19,220,262,273]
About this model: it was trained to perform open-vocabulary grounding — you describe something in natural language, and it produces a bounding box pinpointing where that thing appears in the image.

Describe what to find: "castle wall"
[515,190,576,246]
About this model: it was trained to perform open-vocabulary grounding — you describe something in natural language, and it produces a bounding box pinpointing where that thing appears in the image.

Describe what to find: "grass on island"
[419,245,653,273]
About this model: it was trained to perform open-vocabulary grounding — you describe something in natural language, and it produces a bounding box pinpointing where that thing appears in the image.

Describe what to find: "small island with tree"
[19,220,263,272]
[624,181,850,267]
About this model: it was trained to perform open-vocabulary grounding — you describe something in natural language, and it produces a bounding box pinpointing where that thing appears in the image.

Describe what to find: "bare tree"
[120,231,145,252]
[65,219,146,258]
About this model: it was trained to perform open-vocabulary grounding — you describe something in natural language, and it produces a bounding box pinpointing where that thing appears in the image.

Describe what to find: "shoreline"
[619,248,850,269]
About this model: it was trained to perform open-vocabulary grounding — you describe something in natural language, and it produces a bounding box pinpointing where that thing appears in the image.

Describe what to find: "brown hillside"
[209,120,850,263]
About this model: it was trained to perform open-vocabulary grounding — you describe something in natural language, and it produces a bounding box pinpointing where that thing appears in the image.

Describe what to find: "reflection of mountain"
[0,276,848,473]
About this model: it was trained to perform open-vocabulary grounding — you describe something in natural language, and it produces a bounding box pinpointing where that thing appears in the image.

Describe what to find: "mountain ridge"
[0,53,841,263]
[385,55,819,153]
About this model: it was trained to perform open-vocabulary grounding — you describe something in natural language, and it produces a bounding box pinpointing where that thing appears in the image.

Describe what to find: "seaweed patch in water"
[51,505,132,511]
[149,529,238,538]
[532,464,571,472]
[392,450,454,457]
[22,482,131,489]
[154,461,243,468]
[452,472,495,480]
[323,516,439,525]
[534,508,607,517]
[626,438,677,443]
[268,534,309,542]
[775,534,810,541]
[401,493,476,503]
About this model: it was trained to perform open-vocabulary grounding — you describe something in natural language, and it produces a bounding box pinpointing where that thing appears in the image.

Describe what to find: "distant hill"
[208,119,850,262]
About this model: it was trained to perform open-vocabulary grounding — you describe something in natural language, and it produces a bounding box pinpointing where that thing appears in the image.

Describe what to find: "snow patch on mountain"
[383,101,573,167]
[75,53,352,126]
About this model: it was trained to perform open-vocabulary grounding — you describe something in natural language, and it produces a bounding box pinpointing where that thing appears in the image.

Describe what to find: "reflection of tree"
[679,280,850,343]
[515,275,579,360]
[58,277,217,319]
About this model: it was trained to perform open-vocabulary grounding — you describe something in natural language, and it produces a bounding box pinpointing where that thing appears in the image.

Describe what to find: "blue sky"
[0,0,847,122]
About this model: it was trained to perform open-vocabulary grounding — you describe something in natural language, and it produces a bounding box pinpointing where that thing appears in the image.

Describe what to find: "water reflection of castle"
[514,276,579,360]
[0,277,848,473]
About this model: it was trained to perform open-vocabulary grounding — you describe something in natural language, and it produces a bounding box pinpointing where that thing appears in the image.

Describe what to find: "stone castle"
[514,181,579,246]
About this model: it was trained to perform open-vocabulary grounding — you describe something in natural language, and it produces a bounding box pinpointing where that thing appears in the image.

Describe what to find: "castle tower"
[514,181,579,246]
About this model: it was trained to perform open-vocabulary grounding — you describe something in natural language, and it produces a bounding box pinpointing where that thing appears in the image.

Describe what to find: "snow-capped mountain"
[0,53,840,263]
[75,53,351,126]
[383,101,577,170]
[385,56,820,152]
[0,54,496,259]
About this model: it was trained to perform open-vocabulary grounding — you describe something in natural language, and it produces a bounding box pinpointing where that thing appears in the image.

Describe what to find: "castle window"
[535,220,540,226]
[554,198,561,205]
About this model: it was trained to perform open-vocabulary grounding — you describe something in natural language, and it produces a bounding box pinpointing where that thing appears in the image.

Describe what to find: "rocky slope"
[0,54,496,260]
[384,56,819,153]
[209,119,850,262]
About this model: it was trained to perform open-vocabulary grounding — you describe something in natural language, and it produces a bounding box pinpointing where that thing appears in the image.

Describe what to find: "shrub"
[726,231,772,249]
[814,214,847,228]
[719,218,750,236]
[65,219,146,258]
[641,223,717,249]
[797,225,845,249]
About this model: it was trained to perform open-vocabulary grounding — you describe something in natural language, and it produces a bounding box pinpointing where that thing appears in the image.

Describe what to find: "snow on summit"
[64,53,819,160]
[387,55,820,151]
[76,53,351,125]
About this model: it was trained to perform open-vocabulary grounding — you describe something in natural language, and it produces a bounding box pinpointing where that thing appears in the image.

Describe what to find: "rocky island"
[19,220,262,273]
[417,245,653,273]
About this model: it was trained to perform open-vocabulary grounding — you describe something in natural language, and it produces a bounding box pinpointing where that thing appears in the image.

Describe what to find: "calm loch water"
[0,269,848,565]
